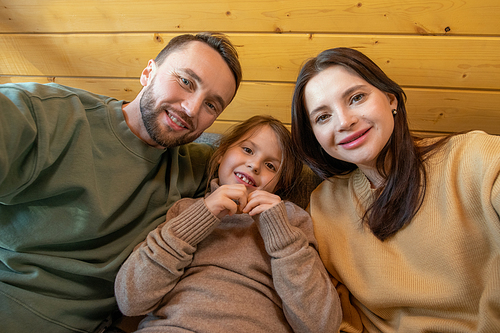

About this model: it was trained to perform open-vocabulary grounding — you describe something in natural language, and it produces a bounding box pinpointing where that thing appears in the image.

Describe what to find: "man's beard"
[139,81,200,148]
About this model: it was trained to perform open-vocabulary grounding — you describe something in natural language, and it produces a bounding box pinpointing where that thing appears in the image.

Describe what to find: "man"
[0,32,241,333]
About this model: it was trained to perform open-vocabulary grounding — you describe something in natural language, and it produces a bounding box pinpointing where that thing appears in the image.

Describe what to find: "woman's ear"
[140,59,157,87]
[387,93,398,110]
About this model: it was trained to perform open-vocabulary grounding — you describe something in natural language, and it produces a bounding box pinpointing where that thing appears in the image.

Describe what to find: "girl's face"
[304,65,397,172]
[218,125,282,194]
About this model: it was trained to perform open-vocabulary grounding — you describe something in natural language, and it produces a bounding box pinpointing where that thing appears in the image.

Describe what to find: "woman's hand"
[243,190,281,216]
[204,184,248,219]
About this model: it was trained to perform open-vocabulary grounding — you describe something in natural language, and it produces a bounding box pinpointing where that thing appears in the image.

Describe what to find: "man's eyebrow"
[183,68,202,85]
[183,68,227,111]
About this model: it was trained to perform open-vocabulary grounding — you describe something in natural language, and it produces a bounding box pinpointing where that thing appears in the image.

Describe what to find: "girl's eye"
[242,147,253,154]
[265,162,277,171]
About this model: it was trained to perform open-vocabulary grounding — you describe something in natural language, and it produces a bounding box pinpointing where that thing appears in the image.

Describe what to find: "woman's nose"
[336,110,358,130]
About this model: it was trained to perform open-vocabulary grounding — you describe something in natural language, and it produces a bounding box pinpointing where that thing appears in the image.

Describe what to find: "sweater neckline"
[108,100,165,163]
[352,169,378,203]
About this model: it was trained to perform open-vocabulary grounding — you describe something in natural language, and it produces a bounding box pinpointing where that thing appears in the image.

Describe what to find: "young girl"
[115,115,341,332]
[291,47,500,332]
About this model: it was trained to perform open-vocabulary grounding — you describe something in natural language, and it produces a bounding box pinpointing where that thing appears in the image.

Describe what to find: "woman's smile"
[305,65,397,173]
[338,127,372,148]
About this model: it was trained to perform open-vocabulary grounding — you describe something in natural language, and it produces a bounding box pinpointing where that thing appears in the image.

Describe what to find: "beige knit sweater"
[115,180,341,332]
[310,131,500,333]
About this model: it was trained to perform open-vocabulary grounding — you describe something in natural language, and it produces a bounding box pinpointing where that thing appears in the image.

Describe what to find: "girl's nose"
[246,160,259,174]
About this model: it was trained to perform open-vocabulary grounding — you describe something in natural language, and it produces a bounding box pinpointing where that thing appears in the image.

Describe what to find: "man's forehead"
[159,41,236,105]
[163,41,211,63]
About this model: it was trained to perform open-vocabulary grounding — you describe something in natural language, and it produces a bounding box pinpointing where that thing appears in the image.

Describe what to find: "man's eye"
[180,77,190,86]
[206,102,216,111]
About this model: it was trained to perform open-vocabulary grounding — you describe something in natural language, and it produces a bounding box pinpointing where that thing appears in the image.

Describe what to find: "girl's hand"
[204,184,248,219]
[243,190,282,216]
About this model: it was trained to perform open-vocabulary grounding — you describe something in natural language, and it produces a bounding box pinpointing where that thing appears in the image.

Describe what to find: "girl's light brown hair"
[207,115,302,198]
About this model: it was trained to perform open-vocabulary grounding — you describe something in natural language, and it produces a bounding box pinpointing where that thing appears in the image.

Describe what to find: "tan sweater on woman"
[115,180,341,333]
[310,131,500,333]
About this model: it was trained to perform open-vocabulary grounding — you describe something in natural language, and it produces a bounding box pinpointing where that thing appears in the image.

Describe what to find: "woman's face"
[218,126,282,194]
[304,65,397,171]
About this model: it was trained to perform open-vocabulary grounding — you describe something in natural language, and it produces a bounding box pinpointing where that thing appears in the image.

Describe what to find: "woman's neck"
[358,164,385,189]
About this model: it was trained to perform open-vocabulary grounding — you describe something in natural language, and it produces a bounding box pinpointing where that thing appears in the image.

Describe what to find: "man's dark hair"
[155,32,242,94]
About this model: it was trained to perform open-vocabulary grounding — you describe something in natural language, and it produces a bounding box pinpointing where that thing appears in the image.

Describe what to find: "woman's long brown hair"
[291,47,452,241]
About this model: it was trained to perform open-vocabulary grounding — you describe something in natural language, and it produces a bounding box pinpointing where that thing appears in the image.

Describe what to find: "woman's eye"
[351,93,364,103]
[315,114,330,123]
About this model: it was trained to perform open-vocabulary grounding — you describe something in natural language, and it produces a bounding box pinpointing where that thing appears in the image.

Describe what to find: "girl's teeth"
[236,173,253,185]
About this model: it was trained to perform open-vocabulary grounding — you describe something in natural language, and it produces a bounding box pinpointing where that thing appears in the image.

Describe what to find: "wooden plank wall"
[1,0,499,135]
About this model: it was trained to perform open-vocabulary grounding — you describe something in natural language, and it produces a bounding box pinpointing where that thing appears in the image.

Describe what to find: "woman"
[291,47,500,332]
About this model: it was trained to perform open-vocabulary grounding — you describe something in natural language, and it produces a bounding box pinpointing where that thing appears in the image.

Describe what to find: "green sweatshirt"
[0,83,212,333]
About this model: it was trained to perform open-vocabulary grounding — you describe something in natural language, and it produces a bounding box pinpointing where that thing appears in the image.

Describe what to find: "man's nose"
[182,94,204,117]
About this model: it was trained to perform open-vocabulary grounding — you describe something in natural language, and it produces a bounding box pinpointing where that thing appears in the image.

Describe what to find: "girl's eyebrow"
[243,138,281,164]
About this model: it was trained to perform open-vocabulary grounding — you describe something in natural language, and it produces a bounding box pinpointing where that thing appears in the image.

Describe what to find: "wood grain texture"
[1,0,499,35]
[2,77,498,135]
[0,0,499,136]
[1,33,499,90]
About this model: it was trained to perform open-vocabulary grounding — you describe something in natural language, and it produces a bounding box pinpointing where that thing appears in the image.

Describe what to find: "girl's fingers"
[205,184,248,218]
[243,190,281,215]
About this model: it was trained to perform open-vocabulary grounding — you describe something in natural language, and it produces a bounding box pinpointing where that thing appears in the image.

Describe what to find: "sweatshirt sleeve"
[256,201,342,333]
[114,198,219,316]
[0,87,38,199]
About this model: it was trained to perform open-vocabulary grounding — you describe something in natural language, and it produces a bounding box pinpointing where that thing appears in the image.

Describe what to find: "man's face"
[139,41,236,148]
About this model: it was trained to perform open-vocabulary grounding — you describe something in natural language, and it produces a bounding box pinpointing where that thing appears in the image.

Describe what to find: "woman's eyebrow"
[342,84,366,100]
[309,84,368,116]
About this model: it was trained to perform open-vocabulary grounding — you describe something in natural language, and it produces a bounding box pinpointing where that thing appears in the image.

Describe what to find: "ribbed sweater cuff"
[258,202,302,255]
[168,199,219,247]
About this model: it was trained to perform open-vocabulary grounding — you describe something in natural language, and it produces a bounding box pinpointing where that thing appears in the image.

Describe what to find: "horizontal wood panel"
[1,33,500,90]
[1,0,499,35]
[2,77,498,135]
